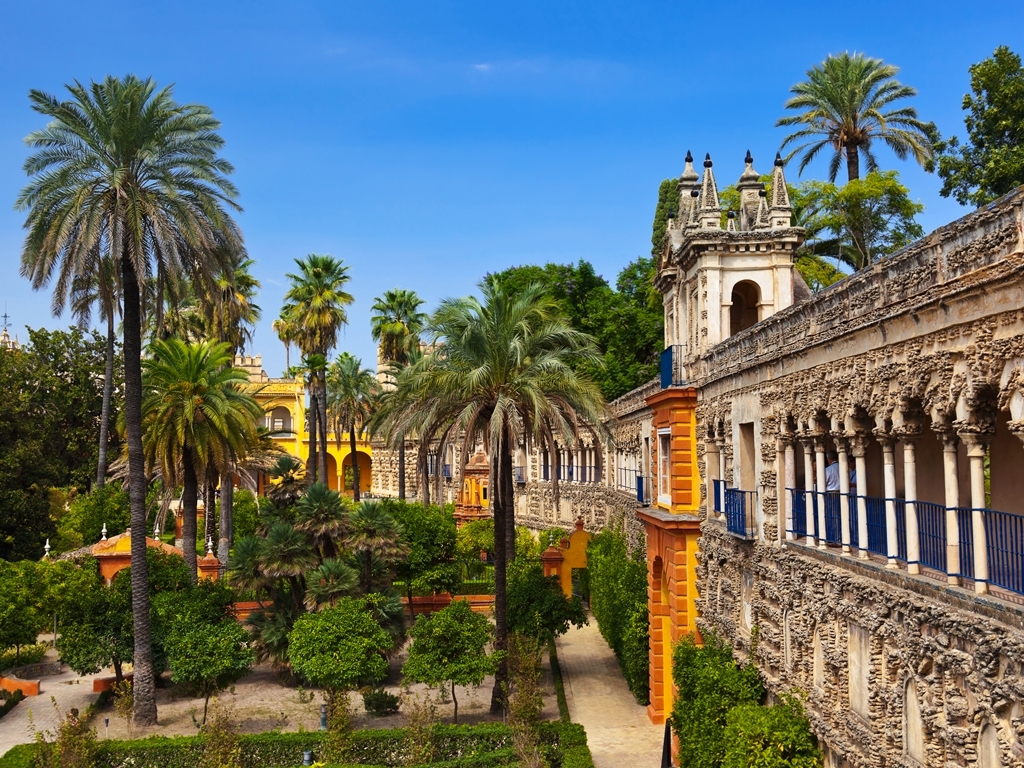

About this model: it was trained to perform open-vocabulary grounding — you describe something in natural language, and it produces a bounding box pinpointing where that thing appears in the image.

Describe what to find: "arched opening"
[342,451,372,496]
[978,723,1003,768]
[730,280,761,337]
[325,453,339,492]
[267,406,292,434]
[904,677,925,763]
[812,627,824,692]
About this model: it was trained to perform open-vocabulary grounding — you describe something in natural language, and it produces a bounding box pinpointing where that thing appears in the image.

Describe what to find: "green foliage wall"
[586,529,649,703]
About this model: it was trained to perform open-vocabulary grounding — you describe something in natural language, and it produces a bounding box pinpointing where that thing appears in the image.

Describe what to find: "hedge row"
[0,689,24,720]
[586,528,649,703]
[0,722,592,768]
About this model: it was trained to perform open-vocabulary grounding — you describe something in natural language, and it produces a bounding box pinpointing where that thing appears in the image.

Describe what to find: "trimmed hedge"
[1,722,593,768]
[0,689,24,720]
[586,528,649,704]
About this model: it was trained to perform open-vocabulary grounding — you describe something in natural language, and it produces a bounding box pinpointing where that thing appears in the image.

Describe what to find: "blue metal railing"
[724,488,757,539]
[894,499,908,562]
[957,507,975,579]
[916,501,947,572]
[864,496,887,556]
[985,508,1024,594]
[790,488,809,538]
[660,346,687,388]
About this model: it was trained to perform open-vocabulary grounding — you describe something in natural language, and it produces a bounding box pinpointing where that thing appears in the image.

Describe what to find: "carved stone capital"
[872,428,897,448]
[847,434,870,458]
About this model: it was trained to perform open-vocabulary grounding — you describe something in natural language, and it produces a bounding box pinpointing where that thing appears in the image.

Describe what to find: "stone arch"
[812,626,824,692]
[730,280,761,337]
[978,723,1003,768]
[904,677,925,764]
[325,452,339,492]
[267,405,292,433]
[342,451,372,495]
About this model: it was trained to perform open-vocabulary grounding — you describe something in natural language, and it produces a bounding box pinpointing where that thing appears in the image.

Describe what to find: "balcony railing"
[724,488,757,539]
[786,489,1024,597]
[660,345,687,388]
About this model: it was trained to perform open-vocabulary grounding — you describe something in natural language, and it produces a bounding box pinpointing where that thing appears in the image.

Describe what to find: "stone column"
[960,431,992,594]
[717,437,727,485]
[802,438,815,546]
[937,430,961,585]
[850,435,870,560]
[877,433,899,568]
[814,437,827,549]
[902,434,921,575]
[784,438,797,541]
[836,436,852,554]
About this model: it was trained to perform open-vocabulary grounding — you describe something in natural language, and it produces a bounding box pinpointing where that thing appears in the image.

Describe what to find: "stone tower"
[656,151,805,361]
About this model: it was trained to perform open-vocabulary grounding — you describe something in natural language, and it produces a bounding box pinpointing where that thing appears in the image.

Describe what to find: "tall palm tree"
[327,353,380,502]
[69,256,120,488]
[384,280,610,711]
[371,288,427,500]
[346,500,407,594]
[17,75,241,724]
[295,483,349,559]
[280,255,353,483]
[272,317,298,374]
[777,52,934,182]
[140,339,262,581]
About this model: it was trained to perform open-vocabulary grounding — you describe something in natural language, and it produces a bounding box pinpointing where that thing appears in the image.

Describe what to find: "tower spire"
[677,150,700,224]
[698,154,722,229]
[769,153,793,228]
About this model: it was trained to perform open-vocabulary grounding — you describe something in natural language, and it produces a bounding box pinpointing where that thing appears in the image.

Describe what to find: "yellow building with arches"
[236,355,373,496]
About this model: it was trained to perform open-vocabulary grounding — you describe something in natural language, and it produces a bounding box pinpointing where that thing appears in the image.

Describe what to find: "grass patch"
[548,640,571,723]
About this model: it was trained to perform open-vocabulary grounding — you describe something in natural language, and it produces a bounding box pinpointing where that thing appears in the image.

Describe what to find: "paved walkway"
[556,614,663,768]
[0,667,101,757]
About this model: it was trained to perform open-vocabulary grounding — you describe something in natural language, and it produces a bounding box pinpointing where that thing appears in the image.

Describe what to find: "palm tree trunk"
[96,309,115,488]
[308,386,319,483]
[318,370,329,483]
[489,436,511,713]
[218,465,234,571]
[182,448,199,584]
[120,255,158,726]
[398,440,406,500]
[846,143,860,181]
[350,423,360,502]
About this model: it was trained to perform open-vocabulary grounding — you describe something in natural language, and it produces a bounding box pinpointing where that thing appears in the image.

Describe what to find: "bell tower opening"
[730,280,761,336]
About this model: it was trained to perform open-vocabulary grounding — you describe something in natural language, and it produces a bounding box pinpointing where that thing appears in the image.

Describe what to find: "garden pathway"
[555,614,663,768]
[0,667,101,757]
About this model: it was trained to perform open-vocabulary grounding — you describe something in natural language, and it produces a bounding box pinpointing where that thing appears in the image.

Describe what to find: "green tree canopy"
[805,170,924,268]
[165,620,254,725]
[723,696,821,768]
[402,599,500,723]
[382,500,461,616]
[777,52,934,182]
[288,597,392,693]
[506,560,586,647]
[934,46,1024,207]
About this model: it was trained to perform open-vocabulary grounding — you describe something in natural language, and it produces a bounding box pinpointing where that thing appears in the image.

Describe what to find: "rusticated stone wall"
[514,481,645,553]
[692,188,1024,767]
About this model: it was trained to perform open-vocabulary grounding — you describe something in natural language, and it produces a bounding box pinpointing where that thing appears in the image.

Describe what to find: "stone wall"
[693,188,1024,766]
[514,480,646,553]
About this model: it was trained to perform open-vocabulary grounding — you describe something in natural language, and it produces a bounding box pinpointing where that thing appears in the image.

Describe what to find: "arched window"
[268,406,292,433]
[730,281,761,336]
[904,678,925,764]
[978,724,1003,768]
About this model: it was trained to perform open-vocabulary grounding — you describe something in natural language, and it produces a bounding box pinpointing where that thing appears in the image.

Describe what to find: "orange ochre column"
[641,385,702,726]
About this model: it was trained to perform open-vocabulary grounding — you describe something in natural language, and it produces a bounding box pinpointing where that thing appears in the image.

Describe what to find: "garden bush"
[585,528,649,703]
[723,696,821,768]
[0,643,47,671]
[0,721,593,768]
[0,689,24,719]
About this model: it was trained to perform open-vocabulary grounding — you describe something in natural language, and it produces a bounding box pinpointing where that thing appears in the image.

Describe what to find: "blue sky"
[0,0,1019,375]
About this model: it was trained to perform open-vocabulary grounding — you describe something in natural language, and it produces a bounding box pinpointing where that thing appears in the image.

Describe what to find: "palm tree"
[385,280,610,711]
[280,255,353,483]
[295,483,349,559]
[304,558,360,610]
[346,501,407,594]
[141,339,262,581]
[266,455,306,508]
[17,75,241,724]
[327,353,380,502]
[371,289,427,500]
[777,52,934,182]
[272,317,298,374]
[69,256,120,488]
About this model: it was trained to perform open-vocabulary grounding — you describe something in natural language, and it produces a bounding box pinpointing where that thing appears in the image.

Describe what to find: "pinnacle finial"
[744,149,753,165]
[704,153,713,169]
[685,150,693,163]
[690,189,699,198]
[774,152,784,167]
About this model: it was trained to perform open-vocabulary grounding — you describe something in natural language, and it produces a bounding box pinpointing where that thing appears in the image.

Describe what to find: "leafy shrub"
[723,695,821,768]
[671,631,764,768]
[0,644,48,670]
[0,689,25,719]
[361,688,400,717]
[586,527,649,702]
[32,703,98,768]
